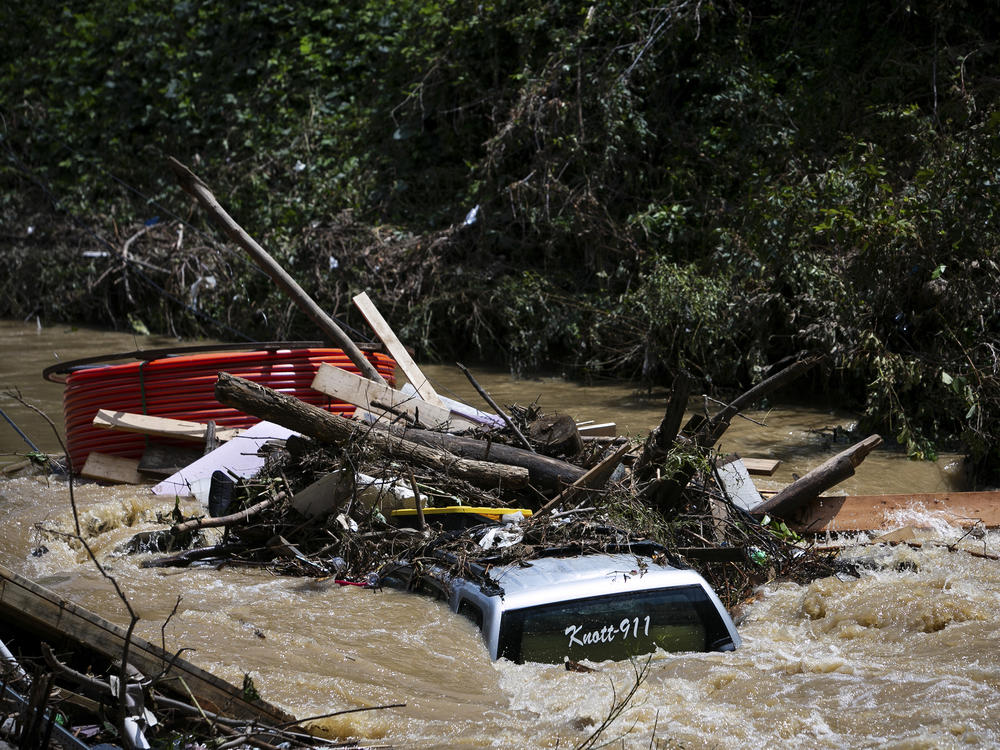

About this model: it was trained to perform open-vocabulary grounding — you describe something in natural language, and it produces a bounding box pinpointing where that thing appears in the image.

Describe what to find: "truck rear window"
[498,585,732,663]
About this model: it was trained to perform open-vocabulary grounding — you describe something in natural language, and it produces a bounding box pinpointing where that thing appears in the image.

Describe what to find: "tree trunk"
[634,370,691,478]
[643,356,823,516]
[527,414,583,457]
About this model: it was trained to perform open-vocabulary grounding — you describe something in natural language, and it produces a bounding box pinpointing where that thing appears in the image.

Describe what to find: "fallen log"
[390,425,586,490]
[751,434,882,517]
[214,373,529,490]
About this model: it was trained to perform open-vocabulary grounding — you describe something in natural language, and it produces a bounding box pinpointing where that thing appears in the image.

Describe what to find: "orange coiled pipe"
[62,347,395,472]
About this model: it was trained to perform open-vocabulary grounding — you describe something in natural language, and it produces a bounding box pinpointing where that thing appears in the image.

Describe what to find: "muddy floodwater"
[1,319,999,748]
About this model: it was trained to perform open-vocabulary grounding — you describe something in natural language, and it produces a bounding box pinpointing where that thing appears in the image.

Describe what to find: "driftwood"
[171,492,284,535]
[699,355,823,447]
[752,434,883,517]
[168,157,385,384]
[534,442,633,517]
[214,373,529,489]
[456,361,534,451]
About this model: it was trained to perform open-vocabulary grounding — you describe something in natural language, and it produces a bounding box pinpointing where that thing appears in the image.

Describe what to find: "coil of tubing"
[63,348,395,472]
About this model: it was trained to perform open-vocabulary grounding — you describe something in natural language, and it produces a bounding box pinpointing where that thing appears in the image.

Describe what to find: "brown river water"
[1,319,998,748]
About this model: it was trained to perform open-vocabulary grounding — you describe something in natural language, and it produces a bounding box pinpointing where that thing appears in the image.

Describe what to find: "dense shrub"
[1,0,998,478]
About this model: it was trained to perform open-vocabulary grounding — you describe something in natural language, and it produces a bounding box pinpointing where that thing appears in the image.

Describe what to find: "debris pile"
[129,353,850,612]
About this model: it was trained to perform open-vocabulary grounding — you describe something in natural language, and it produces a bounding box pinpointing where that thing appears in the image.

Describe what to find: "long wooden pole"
[168,156,385,384]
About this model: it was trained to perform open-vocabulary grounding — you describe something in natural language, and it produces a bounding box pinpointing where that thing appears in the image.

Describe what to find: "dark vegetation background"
[1,0,998,481]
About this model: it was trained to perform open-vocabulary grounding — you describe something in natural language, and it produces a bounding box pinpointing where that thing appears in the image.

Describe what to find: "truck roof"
[472,553,711,611]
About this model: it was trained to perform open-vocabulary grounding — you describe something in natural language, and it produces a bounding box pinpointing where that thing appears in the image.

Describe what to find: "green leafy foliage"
[1,0,999,480]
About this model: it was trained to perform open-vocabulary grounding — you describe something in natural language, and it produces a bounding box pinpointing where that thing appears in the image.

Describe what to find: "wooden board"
[312,362,479,431]
[742,457,781,476]
[0,564,293,724]
[81,452,142,484]
[577,422,617,437]
[400,383,503,428]
[352,292,447,408]
[94,409,243,443]
[786,491,1000,533]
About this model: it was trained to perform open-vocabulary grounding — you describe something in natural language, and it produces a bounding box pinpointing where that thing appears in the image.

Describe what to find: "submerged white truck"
[381,545,741,664]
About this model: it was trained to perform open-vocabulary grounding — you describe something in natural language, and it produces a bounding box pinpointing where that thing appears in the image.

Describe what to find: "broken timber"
[742,457,780,476]
[535,442,633,516]
[215,372,529,489]
[352,292,447,408]
[387,425,586,489]
[81,452,142,484]
[0,563,293,724]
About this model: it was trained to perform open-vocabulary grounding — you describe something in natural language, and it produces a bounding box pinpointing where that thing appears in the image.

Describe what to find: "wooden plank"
[94,409,243,443]
[577,422,617,437]
[312,362,479,431]
[742,457,781,476]
[786,491,1000,533]
[81,452,142,484]
[0,564,293,723]
[352,292,446,408]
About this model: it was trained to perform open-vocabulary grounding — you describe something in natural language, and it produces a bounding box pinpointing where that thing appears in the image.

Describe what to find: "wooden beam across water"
[785,491,1000,533]
[0,564,294,724]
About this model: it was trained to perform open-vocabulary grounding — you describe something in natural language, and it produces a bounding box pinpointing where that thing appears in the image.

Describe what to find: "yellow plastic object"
[390,506,532,527]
